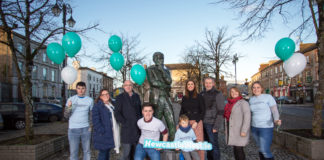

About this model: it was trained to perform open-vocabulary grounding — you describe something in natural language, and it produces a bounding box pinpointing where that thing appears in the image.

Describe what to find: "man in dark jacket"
[201,77,225,160]
[114,80,142,160]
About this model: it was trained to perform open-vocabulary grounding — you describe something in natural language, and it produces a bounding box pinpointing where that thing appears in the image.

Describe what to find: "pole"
[61,4,67,121]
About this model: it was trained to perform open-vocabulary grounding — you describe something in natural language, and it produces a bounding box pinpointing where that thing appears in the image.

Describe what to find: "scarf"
[224,96,242,121]
[179,125,192,133]
[105,103,121,153]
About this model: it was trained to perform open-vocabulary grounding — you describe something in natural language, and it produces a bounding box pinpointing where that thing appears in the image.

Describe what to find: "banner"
[143,139,212,150]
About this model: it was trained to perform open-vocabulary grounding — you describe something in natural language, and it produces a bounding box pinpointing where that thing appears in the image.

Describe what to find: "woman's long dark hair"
[95,88,111,103]
[185,80,197,98]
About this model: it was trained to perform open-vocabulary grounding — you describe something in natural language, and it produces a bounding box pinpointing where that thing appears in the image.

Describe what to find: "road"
[279,104,324,129]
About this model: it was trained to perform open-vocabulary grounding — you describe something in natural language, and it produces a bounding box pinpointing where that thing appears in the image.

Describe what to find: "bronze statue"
[146,52,176,140]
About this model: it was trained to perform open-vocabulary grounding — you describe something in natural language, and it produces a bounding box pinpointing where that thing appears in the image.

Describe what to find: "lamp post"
[232,53,239,86]
[52,0,76,120]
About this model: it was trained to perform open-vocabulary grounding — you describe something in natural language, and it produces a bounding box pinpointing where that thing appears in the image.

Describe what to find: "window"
[43,85,47,97]
[43,53,46,62]
[17,43,24,53]
[280,65,282,72]
[52,70,55,81]
[18,61,23,71]
[32,84,38,97]
[32,66,38,79]
[48,86,52,97]
[43,68,47,80]
[52,86,56,97]
[306,56,310,63]
[275,67,277,74]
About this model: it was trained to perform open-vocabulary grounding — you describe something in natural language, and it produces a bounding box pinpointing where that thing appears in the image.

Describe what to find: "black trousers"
[233,146,245,160]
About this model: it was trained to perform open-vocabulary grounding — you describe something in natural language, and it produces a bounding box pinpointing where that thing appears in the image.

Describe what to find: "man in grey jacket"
[201,77,225,160]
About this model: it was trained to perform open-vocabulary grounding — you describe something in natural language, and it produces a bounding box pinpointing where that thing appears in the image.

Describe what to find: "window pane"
[43,53,46,62]
[52,70,55,81]
[43,68,47,80]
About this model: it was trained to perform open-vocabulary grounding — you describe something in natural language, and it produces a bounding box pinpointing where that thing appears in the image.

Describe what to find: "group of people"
[64,78,281,160]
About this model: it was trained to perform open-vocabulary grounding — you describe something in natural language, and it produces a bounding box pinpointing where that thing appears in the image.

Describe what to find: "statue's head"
[153,52,164,65]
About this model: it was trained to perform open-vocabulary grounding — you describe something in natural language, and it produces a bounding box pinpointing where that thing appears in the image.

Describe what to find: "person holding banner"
[249,81,281,160]
[134,103,168,160]
[180,80,205,160]
[175,115,200,160]
[224,87,250,160]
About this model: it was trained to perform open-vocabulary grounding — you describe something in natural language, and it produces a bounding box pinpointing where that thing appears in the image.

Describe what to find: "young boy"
[175,115,200,160]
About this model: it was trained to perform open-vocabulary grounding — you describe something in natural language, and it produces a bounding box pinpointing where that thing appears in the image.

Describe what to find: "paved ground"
[0,103,317,159]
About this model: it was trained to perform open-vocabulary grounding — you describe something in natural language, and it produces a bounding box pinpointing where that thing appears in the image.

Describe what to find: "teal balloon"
[62,32,82,57]
[110,52,124,71]
[275,37,295,61]
[131,64,146,85]
[46,43,65,64]
[108,35,122,52]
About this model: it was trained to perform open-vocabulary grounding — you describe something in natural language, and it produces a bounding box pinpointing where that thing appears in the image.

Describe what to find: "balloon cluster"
[46,32,81,84]
[108,35,146,85]
[275,37,306,78]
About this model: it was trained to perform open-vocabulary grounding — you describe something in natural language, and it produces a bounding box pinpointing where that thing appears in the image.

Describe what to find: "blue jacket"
[92,100,115,150]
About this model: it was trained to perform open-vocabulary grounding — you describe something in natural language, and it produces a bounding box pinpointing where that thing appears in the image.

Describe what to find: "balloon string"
[276,77,292,132]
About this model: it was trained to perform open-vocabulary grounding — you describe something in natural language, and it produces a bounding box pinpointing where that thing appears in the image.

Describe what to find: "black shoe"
[259,152,265,160]
[264,158,274,160]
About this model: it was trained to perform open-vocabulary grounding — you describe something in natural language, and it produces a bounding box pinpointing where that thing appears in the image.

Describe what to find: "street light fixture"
[51,0,76,120]
[232,53,239,86]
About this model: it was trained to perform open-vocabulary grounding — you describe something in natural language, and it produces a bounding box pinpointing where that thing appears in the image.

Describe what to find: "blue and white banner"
[143,139,212,150]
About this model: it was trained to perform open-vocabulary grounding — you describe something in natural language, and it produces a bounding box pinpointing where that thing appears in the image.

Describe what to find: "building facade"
[0,30,62,102]
[250,43,318,103]
[69,61,113,99]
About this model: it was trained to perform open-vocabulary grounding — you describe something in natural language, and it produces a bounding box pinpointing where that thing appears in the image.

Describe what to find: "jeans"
[203,123,220,160]
[182,151,200,160]
[97,149,111,160]
[68,127,91,160]
[251,127,274,158]
[134,144,160,160]
[121,143,137,160]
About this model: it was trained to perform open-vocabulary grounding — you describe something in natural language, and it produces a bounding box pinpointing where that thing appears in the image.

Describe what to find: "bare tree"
[183,44,208,92]
[217,0,323,137]
[93,33,146,86]
[0,0,98,142]
[200,27,236,89]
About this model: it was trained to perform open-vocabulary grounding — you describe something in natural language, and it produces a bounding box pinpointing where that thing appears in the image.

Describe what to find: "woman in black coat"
[180,80,205,160]
[92,89,119,160]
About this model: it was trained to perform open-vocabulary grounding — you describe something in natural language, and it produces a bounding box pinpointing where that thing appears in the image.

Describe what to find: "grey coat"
[224,99,251,146]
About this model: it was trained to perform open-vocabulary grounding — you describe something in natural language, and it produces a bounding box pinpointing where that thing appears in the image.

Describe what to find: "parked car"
[0,102,62,130]
[276,96,297,104]
[0,113,4,130]
[0,103,30,129]
[34,103,62,122]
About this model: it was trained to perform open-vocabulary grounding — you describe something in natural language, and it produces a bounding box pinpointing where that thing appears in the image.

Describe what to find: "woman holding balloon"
[249,81,281,160]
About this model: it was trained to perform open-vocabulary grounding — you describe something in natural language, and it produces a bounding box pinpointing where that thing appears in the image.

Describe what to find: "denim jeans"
[68,127,91,160]
[121,143,137,160]
[203,123,220,160]
[134,144,160,160]
[251,127,274,158]
[97,149,111,160]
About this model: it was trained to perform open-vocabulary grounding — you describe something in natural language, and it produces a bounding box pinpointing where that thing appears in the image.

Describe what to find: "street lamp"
[52,0,76,120]
[232,53,239,86]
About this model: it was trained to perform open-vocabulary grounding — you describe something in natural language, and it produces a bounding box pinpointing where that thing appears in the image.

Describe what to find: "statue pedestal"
[161,150,180,160]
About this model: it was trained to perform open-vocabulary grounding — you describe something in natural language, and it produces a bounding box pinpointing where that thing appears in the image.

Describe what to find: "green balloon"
[110,52,124,71]
[62,32,82,57]
[46,43,65,64]
[108,35,122,52]
[131,64,146,85]
[275,37,295,61]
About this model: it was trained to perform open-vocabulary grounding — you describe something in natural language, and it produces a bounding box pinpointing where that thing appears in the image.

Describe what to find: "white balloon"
[283,53,306,78]
[61,66,77,84]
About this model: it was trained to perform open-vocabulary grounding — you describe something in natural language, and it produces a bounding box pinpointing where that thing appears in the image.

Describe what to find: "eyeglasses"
[101,93,109,96]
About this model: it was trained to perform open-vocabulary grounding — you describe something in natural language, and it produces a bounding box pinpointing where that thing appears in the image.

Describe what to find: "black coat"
[180,92,205,123]
[114,92,142,144]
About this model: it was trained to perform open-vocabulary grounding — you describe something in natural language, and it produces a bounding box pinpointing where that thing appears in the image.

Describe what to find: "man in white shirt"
[64,82,93,160]
[134,103,168,160]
